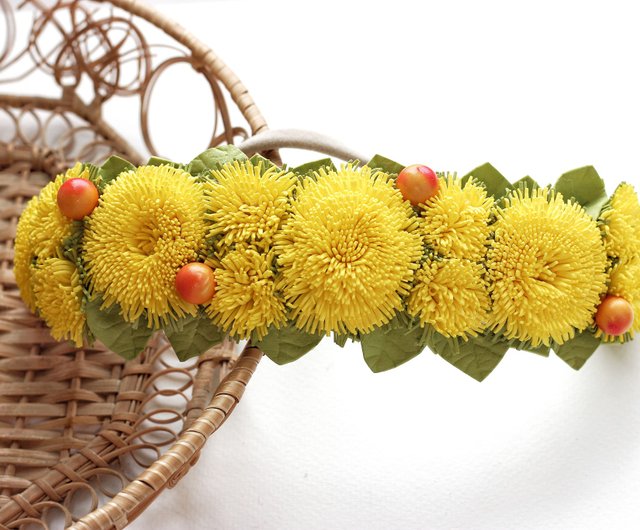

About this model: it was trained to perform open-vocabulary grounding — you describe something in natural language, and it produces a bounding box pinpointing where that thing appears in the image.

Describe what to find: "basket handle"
[238,128,370,163]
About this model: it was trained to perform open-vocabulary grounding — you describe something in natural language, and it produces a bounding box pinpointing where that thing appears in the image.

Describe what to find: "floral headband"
[14,145,639,381]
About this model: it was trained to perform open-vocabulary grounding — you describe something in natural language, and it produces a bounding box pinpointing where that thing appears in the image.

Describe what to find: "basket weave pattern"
[0,1,265,527]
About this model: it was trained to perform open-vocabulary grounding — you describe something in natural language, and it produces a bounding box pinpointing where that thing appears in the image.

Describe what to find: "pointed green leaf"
[147,156,185,169]
[82,163,101,186]
[164,313,225,362]
[554,166,608,218]
[334,332,360,348]
[366,154,405,175]
[553,329,600,370]
[85,298,153,360]
[293,158,336,177]
[512,175,540,192]
[510,339,550,357]
[99,156,135,188]
[361,318,425,373]
[462,163,513,199]
[256,323,322,365]
[187,145,248,175]
[250,153,280,171]
[334,333,348,348]
[427,332,508,382]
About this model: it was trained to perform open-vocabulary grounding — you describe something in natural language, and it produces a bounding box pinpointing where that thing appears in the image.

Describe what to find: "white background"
[15,0,640,528]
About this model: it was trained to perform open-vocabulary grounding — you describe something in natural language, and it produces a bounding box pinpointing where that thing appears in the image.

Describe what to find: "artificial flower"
[206,246,286,340]
[83,165,207,327]
[487,188,607,346]
[276,164,422,334]
[32,256,85,346]
[13,196,40,311]
[408,257,490,338]
[600,183,640,263]
[420,175,493,260]
[31,163,89,257]
[204,160,297,251]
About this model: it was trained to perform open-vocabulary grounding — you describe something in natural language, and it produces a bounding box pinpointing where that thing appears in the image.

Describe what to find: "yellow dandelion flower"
[408,257,490,338]
[32,162,90,257]
[420,175,493,260]
[84,165,207,327]
[487,188,608,347]
[597,258,640,342]
[206,246,286,340]
[33,256,85,346]
[13,196,40,311]
[600,183,640,263]
[205,160,297,250]
[276,164,423,335]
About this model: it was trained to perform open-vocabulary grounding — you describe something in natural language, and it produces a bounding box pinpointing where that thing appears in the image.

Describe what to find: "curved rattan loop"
[139,55,237,155]
[105,0,268,137]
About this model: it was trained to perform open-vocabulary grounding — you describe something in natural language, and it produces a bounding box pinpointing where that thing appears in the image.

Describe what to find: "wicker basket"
[0,1,266,527]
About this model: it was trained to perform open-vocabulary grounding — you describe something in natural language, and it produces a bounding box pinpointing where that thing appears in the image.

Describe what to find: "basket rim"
[0,0,270,526]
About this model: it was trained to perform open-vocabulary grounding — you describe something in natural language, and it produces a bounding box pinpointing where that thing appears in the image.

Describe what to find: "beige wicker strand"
[0,339,157,524]
[71,346,263,530]
[0,1,270,526]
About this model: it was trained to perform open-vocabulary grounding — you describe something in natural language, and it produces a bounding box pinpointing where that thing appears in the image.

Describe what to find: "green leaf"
[462,163,513,199]
[147,156,185,169]
[256,323,322,365]
[360,318,425,373]
[82,163,101,186]
[292,158,336,177]
[250,153,280,171]
[164,313,225,362]
[334,332,359,348]
[334,333,348,348]
[552,329,600,370]
[510,339,550,357]
[427,332,509,382]
[187,145,248,175]
[85,298,153,360]
[99,156,135,188]
[366,154,405,175]
[554,166,608,219]
[512,175,540,192]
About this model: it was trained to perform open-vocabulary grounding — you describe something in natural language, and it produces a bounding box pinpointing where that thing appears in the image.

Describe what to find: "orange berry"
[57,178,99,220]
[396,164,438,205]
[595,295,634,336]
[175,263,217,305]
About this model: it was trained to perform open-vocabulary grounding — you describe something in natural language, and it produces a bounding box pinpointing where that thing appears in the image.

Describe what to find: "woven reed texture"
[0,1,265,527]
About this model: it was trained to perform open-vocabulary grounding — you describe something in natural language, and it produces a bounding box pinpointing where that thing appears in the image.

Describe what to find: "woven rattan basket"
[0,1,267,527]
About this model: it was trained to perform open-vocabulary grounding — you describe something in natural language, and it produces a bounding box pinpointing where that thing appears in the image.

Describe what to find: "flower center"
[331,227,369,264]
[132,209,181,256]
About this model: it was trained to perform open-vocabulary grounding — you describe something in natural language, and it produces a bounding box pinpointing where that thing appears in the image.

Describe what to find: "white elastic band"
[239,129,369,163]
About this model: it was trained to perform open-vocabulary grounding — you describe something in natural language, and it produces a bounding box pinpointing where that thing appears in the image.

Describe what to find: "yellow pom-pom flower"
[13,196,40,311]
[204,160,297,250]
[84,165,207,327]
[276,164,423,335]
[14,163,91,312]
[33,256,85,346]
[597,258,640,342]
[600,183,640,263]
[420,175,493,260]
[407,257,490,338]
[487,188,607,346]
[32,163,90,257]
[206,246,286,340]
